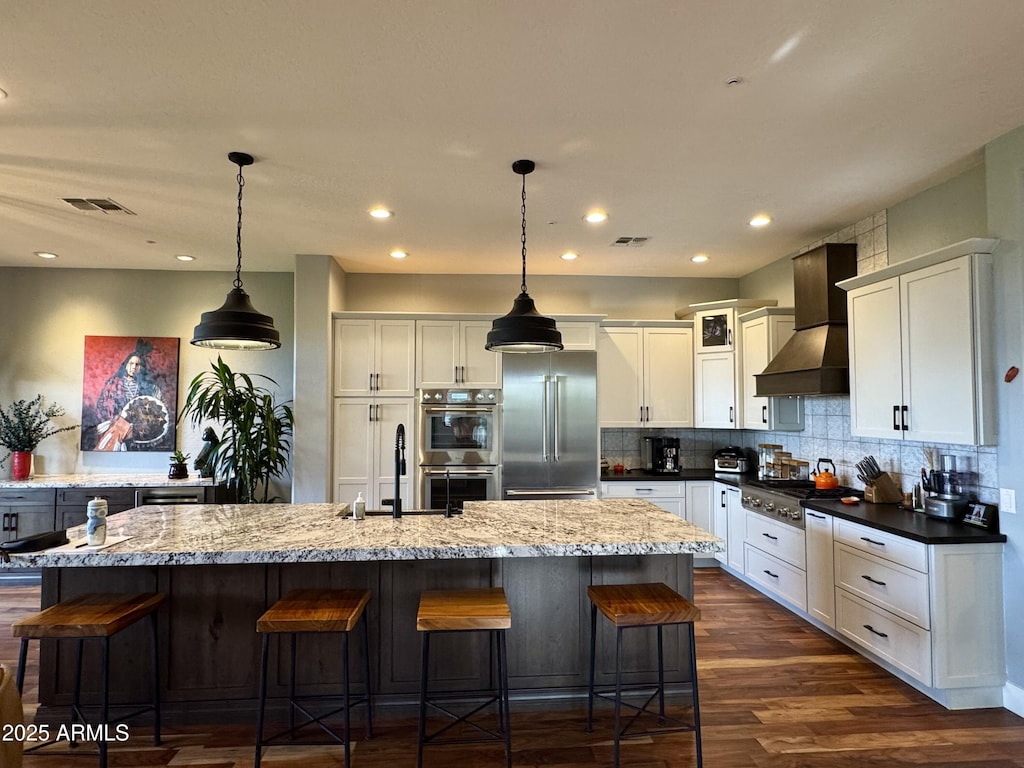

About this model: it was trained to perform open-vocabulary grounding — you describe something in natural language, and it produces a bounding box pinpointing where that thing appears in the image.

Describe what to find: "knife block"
[864,472,903,504]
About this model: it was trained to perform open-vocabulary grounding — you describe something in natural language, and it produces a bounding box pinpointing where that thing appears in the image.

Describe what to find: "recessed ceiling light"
[560,251,579,261]
[369,207,393,219]
[691,254,709,263]
[34,251,58,260]
[749,214,772,227]
[390,250,408,259]
[175,254,196,262]
[583,211,608,224]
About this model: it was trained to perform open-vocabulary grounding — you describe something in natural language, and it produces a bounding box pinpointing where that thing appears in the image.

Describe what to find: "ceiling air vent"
[62,198,136,215]
[611,236,650,247]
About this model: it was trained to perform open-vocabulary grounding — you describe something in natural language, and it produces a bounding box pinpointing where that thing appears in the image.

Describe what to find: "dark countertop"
[600,468,749,488]
[802,498,1007,545]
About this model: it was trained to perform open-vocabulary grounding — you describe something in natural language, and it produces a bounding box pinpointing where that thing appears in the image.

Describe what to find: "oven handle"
[505,488,596,497]
[421,406,494,413]
[421,468,496,476]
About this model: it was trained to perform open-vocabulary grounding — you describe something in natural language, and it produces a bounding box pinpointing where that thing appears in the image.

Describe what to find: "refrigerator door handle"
[552,375,561,462]
[506,488,596,497]
[542,375,551,461]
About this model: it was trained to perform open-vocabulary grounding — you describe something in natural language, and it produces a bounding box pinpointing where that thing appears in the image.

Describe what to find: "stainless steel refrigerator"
[500,350,598,500]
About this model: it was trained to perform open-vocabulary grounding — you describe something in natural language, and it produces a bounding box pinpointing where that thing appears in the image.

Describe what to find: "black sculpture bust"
[194,427,219,478]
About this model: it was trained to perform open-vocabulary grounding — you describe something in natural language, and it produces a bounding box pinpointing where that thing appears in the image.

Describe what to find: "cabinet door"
[725,487,745,572]
[460,321,502,388]
[416,320,460,388]
[333,319,376,396]
[333,398,376,504]
[644,327,693,427]
[685,481,714,533]
[3,505,55,542]
[694,353,737,428]
[804,509,835,628]
[374,399,416,508]
[597,328,643,427]
[740,315,771,429]
[648,498,684,517]
[375,320,416,396]
[713,484,729,564]
[848,277,903,439]
[901,256,976,444]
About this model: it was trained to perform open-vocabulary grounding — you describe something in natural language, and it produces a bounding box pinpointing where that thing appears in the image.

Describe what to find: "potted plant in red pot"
[0,395,79,480]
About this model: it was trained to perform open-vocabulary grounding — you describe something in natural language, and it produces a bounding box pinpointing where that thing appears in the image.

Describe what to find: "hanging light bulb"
[485,159,562,353]
[191,152,281,350]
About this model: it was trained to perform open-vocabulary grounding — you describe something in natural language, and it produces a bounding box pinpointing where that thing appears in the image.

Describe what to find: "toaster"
[713,447,750,473]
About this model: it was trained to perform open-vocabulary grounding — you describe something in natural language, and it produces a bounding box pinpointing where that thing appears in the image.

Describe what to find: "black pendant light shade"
[486,159,562,353]
[191,152,281,351]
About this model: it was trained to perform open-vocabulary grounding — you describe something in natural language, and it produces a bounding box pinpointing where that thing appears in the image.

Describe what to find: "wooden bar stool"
[416,587,512,768]
[254,588,373,768]
[585,582,702,768]
[12,592,165,768]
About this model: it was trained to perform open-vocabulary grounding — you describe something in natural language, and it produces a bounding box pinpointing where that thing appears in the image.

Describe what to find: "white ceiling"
[3,0,1024,279]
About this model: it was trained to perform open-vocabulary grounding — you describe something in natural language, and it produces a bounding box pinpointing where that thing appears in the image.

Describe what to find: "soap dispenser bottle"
[352,492,366,520]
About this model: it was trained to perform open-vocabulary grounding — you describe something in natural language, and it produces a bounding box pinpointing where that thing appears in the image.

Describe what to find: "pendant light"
[485,159,563,353]
[191,152,281,350]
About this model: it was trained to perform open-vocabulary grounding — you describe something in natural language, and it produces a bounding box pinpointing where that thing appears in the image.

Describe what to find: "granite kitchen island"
[6,499,721,722]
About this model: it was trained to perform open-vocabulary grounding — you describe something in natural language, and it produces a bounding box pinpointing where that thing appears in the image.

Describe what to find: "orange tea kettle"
[813,458,839,489]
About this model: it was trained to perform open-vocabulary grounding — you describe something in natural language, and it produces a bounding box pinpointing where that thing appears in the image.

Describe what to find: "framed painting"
[80,336,180,452]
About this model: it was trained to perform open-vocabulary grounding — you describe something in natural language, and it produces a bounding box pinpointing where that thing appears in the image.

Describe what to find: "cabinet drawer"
[835,544,930,629]
[836,588,932,686]
[745,513,805,569]
[834,518,927,572]
[57,488,138,509]
[601,482,685,498]
[744,545,806,611]
[0,488,55,504]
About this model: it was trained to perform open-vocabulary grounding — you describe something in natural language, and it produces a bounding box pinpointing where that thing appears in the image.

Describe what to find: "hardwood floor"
[3,569,1023,767]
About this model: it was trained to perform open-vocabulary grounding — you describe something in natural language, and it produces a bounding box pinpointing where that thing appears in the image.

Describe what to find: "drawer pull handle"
[863,624,889,639]
[861,574,887,587]
[636,488,654,494]
[860,536,886,547]
[762,533,778,541]
[762,569,779,579]
[806,512,825,519]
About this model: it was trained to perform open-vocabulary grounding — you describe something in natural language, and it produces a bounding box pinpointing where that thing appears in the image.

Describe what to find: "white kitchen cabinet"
[712,483,741,567]
[554,321,599,350]
[686,481,714,534]
[597,323,693,427]
[738,308,804,431]
[693,352,737,428]
[333,398,415,509]
[416,319,501,389]
[840,239,996,445]
[333,317,415,397]
[803,509,835,628]
[600,480,685,518]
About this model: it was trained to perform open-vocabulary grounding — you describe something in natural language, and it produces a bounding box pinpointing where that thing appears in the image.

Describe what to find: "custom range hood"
[754,243,857,397]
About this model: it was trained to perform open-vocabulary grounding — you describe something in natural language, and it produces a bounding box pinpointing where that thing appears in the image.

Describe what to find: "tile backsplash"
[600,210,1000,504]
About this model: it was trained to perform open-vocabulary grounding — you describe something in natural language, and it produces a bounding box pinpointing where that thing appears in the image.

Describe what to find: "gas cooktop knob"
[763,502,775,512]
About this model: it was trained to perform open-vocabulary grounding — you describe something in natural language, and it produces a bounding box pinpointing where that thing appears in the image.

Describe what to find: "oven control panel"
[419,389,501,404]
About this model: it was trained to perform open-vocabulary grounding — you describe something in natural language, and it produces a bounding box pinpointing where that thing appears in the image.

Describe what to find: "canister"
[86,496,108,546]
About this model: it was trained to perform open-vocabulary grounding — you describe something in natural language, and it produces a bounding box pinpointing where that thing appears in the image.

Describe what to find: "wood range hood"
[754,243,858,397]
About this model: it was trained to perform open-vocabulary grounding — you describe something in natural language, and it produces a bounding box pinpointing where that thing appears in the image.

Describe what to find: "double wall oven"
[418,388,501,511]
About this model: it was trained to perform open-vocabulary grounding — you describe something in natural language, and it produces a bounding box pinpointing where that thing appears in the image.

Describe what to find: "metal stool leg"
[362,612,374,739]
[254,633,270,768]
[71,638,84,746]
[657,624,666,721]
[343,630,352,767]
[585,602,597,732]
[289,633,297,739]
[99,637,110,768]
[150,609,161,745]
[15,638,28,694]
[498,629,511,768]
[416,631,430,768]
[613,626,623,768]
[689,622,703,768]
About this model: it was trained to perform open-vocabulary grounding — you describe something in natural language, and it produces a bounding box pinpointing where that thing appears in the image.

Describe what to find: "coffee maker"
[923,454,969,519]
[641,436,680,474]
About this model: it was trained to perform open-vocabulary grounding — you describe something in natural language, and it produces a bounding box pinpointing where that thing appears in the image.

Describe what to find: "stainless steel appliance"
[501,350,598,500]
[713,446,750,474]
[418,389,501,511]
[923,454,968,519]
[740,479,863,529]
[641,436,680,474]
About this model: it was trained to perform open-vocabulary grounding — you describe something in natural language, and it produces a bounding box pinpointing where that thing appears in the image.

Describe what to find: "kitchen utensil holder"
[864,472,903,504]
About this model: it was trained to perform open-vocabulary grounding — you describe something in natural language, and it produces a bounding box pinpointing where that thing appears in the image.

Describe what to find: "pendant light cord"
[520,170,528,294]
[234,163,246,290]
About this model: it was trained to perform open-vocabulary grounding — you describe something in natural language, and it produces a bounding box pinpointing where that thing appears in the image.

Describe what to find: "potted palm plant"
[0,395,79,480]
[177,357,293,503]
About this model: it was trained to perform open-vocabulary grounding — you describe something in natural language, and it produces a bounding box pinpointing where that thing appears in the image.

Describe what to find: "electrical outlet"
[999,487,1016,514]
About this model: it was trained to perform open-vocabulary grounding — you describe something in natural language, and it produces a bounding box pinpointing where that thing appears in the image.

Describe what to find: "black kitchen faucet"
[384,423,406,518]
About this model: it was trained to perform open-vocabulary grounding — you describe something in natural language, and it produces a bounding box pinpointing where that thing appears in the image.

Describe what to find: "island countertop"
[4,498,722,568]
[0,473,215,489]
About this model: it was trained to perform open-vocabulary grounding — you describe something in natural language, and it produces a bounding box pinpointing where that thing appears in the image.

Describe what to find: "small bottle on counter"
[352,492,366,521]
[86,497,108,546]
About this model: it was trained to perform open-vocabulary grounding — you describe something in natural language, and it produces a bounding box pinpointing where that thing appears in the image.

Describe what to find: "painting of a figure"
[81,336,179,452]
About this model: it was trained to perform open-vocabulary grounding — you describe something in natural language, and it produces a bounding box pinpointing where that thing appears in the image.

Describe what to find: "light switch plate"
[999,487,1016,514]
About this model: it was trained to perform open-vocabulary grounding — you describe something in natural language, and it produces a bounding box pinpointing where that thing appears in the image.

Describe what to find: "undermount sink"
[364,508,462,517]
